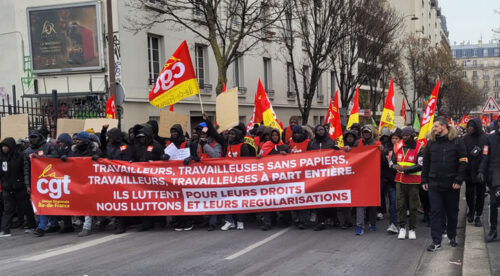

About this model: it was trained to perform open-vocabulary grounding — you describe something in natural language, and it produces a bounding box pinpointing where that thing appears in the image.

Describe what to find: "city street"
[0,215,464,276]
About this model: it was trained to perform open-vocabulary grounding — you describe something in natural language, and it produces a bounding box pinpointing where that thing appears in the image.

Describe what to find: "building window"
[330,71,336,93]
[484,61,488,67]
[263,58,272,90]
[316,74,322,97]
[462,60,467,67]
[147,34,161,85]
[452,50,456,58]
[484,49,489,56]
[287,63,295,93]
[495,92,499,99]
[195,44,208,88]
[473,60,477,67]
[463,71,467,78]
[303,65,310,92]
[193,0,204,16]
[473,71,477,77]
[233,53,243,87]
[484,81,489,88]
[495,48,500,56]
[495,81,499,88]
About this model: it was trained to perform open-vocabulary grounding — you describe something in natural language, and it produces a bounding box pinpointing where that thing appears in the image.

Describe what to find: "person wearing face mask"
[422,117,467,251]
[479,116,500,242]
[282,116,299,143]
[391,127,423,240]
[307,124,339,231]
[259,128,290,231]
[0,137,36,237]
[463,118,488,227]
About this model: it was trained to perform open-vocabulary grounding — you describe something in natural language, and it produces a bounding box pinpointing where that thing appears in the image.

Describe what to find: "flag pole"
[197,93,205,114]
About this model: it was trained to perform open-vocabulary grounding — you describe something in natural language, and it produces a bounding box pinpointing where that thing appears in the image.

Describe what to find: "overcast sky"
[440,0,499,45]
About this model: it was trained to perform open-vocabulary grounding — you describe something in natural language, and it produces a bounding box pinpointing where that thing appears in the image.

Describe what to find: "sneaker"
[355,226,364,235]
[486,229,497,242]
[398,228,406,240]
[313,223,326,231]
[207,224,216,231]
[174,227,184,232]
[449,238,457,247]
[442,233,448,239]
[261,224,271,231]
[369,224,376,232]
[297,223,306,230]
[0,231,12,237]
[467,214,474,223]
[376,213,384,220]
[408,230,416,240]
[24,228,35,234]
[221,221,235,231]
[237,222,244,230]
[387,223,398,234]
[427,242,441,252]
[33,228,45,237]
[474,217,482,227]
[78,228,91,237]
[183,224,194,231]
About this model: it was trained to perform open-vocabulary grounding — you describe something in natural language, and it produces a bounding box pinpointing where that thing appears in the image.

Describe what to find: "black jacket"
[24,130,57,187]
[105,128,134,161]
[479,127,500,188]
[422,127,468,191]
[70,141,103,158]
[133,126,164,162]
[0,138,25,191]
[463,118,488,183]
[307,126,337,151]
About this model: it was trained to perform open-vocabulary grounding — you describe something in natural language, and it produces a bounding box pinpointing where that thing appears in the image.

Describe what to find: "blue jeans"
[387,184,397,225]
[37,215,58,230]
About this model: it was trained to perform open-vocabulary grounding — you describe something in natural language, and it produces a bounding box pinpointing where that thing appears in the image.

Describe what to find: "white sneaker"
[0,231,12,237]
[237,221,244,230]
[376,213,384,220]
[387,223,398,234]
[221,221,235,231]
[408,230,416,240]
[398,228,407,240]
[442,233,448,239]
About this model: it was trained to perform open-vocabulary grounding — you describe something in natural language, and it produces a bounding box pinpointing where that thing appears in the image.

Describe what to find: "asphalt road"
[0,212,464,276]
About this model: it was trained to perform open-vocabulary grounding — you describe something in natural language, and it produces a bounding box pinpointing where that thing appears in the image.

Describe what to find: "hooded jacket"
[308,125,337,150]
[463,118,488,182]
[261,129,290,156]
[106,128,134,161]
[343,130,359,147]
[227,125,254,157]
[0,138,25,191]
[359,125,377,146]
[168,124,188,149]
[70,139,103,158]
[24,130,57,187]
[133,126,164,162]
[147,119,167,148]
[422,126,468,191]
[380,128,396,181]
[479,117,500,187]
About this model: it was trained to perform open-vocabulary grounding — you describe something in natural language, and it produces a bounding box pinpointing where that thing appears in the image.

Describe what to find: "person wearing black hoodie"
[307,124,339,231]
[0,138,36,237]
[463,118,488,227]
[479,116,500,242]
[287,125,310,154]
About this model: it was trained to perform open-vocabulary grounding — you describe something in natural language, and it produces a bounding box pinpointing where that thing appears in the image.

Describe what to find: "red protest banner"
[31,146,380,216]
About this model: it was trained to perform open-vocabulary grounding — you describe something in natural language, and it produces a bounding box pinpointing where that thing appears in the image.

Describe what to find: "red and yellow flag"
[379,78,395,132]
[459,115,471,128]
[105,95,115,119]
[328,90,344,147]
[149,41,200,108]
[346,86,359,130]
[246,79,283,132]
[324,96,334,125]
[417,80,441,146]
[401,98,407,125]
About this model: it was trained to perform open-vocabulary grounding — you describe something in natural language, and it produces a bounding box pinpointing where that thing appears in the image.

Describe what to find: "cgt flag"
[417,80,441,146]
[329,90,344,147]
[149,41,200,108]
[459,115,471,128]
[247,79,283,132]
[346,86,359,130]
[105,95,115,119]
[379,78,396,132]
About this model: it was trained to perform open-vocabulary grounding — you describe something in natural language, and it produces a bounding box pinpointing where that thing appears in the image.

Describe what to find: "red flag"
[246,79,283,132]
[149,41,200,108]
[481,115,491,127]
[222,82,226,93]
[105,95,115,119]
[401,98,407,125]
[346,87,359,129]
[169,105,174,112]
[324,96,334,125]
[328,91,344,147]
[459,115,471,128]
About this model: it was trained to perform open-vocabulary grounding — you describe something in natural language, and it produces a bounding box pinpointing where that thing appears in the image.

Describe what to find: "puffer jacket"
[463,118,487,183]
[133,126,164,162]
[422,126,468,191]
[106,128,134,161]
[0,138,25,191]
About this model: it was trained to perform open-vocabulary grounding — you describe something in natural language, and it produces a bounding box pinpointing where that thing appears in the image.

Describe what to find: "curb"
[463,208,491,275]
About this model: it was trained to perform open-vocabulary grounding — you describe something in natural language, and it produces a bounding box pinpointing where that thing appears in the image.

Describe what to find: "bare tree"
[127,0,286,94]
[442,75,483,118]
[277,0,348,124]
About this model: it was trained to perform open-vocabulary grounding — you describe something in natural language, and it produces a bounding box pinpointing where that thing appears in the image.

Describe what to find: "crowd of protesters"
[0,113,499,253]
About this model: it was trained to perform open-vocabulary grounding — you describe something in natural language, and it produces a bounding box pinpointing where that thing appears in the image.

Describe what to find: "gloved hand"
[199,138,208,146]
[60,155,68,162]
[183,156,193,165]
[477,173,485,183]
[91,155,99,161]
[161,154,170,161]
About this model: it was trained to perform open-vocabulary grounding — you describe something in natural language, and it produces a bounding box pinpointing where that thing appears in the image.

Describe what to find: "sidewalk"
[463,194,498,275]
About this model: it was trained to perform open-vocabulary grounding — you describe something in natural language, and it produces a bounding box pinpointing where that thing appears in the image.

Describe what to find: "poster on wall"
[27,2,104,74]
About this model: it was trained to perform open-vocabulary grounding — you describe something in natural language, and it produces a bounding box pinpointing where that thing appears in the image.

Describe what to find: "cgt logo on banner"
[31,146,381,216]
[36,164,71,199]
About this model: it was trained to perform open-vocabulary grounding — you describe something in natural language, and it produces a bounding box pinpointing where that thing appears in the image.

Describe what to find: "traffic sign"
[482,97,500,113]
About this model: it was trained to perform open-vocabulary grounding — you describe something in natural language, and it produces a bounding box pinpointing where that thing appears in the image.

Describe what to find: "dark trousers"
[1,189,36,232]
[378,178,389,214]
[428,189,460,244]
[490,189,499,230]
[465,180,486,217]
[419,187,430,218]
